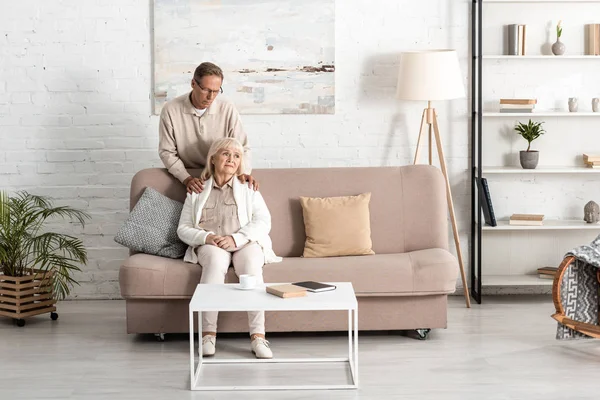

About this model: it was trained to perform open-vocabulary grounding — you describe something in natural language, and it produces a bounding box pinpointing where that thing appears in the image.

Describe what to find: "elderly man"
[158,62,257,193]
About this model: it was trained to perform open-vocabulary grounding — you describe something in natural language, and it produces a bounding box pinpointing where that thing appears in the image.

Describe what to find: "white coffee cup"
[239,274,257,289]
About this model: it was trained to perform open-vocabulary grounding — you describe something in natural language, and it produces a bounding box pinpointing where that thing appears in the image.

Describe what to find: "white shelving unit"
[471,0,600,301]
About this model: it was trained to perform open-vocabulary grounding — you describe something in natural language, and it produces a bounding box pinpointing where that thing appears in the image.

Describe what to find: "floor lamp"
[396,50,471,308]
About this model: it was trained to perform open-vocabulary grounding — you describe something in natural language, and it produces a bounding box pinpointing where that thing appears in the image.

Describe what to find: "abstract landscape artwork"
[153,0,335,115]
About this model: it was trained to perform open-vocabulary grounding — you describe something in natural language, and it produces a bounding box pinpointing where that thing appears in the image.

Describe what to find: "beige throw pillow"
[299,192,375,258]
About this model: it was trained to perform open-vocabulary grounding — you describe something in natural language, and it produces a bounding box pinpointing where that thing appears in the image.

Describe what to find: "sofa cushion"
[119,248,458,298]
[265,249,458,295]
[299,192,375,258]
[114,187,187,259]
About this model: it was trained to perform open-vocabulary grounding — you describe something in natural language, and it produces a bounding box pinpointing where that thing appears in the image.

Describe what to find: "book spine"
[522,24,527,56]
[587,24,594,55]
[499,104,535,109]
[596,24,600,55]
[499,99,537,105]
[478,177,497,227]
[500,109,533,113]
[518,25,524,55]
[593,24,596,55]
[482,178,496,226]
[507,24,519,56]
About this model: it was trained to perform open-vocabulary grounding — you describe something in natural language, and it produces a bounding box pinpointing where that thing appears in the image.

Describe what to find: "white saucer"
[234,285,257,290]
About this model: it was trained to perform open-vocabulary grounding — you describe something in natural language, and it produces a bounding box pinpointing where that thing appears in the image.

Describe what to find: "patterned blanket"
[556,234,600,340]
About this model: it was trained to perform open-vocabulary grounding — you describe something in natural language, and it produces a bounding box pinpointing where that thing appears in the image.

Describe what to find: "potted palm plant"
[0,191,90,326]
[515,119,545,169]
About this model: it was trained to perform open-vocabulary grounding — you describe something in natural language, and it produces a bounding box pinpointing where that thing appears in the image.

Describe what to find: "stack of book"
[509,213,544,226]
[507,24,528,55]
[586,24,600,56]
[583,154,600,168]
[499,98,536,113]
[266,284,307,298]
[537,266,558,280]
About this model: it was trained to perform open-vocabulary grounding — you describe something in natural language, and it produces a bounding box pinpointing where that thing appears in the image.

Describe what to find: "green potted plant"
[515,119,545,169]
[0,190,90,326]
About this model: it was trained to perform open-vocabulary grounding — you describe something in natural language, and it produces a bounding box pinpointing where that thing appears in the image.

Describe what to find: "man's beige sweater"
[158,93,251,183]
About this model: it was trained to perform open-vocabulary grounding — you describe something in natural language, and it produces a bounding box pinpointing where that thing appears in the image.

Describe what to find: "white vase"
[569,98,578,112]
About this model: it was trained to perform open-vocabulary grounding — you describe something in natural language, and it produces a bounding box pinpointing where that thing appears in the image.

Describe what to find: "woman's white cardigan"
[176,176,282,264]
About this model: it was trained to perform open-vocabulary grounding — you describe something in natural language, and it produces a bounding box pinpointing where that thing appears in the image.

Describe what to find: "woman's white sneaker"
[251,337,273,359]
[201,335,216,356]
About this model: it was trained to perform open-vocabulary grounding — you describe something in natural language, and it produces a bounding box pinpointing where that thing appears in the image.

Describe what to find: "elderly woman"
[177,137,281,359]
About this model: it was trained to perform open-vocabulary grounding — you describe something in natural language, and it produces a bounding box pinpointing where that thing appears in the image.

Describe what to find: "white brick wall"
[0,0,470,299]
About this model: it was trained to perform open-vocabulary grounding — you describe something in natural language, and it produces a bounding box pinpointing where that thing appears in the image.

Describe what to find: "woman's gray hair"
[200,138,245,181]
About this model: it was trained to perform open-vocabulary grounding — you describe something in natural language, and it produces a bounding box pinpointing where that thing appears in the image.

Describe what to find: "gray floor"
[1,296,599,400]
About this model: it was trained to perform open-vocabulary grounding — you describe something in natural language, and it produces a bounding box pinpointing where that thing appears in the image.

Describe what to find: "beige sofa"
[119,165,458,335]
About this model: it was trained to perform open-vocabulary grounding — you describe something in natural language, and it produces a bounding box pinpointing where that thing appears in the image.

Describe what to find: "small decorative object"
[584,200,600,223]
[593,98,599,112]
[0,191,89,327]
[569,97,578,112]
[552,20,565,56]
[515,119,546,169]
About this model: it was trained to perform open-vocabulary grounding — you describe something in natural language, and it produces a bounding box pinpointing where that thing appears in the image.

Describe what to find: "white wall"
[0,0,470,299]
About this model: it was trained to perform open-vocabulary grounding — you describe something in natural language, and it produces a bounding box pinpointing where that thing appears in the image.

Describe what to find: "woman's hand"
[214,235,236,250]
[184,176,204,194]
[205,234,217,246]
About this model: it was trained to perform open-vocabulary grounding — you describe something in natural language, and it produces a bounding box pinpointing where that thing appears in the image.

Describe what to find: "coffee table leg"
[347,309,352,365]
[354,307,359,386]
[189,309,194,390]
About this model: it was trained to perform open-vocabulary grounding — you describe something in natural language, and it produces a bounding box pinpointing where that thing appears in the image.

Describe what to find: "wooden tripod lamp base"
[395,49,470,307]
[414,102,471,308]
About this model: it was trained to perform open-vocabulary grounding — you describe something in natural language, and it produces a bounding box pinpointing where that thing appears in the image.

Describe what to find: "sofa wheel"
[415,329,431,340]
[154,333,166,342]
[14,319,26,327]
[50,312,59,321]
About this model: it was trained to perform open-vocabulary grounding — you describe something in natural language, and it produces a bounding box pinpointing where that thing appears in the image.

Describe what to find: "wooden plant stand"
[0,270,58,327]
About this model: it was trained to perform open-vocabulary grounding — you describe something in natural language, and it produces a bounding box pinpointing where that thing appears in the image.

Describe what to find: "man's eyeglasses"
[194,78,223,95]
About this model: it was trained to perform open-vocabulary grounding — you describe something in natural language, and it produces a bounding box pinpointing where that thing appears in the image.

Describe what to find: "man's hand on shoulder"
[184,176,204,194]
[238,174,259,191]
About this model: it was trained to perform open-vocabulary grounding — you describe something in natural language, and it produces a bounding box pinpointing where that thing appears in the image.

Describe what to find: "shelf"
[482,220,600,230]
[484,275,553,287]
[483,112,600,117]
[483,55,600,59]
[482,166,600,174]
[485,0,600,3]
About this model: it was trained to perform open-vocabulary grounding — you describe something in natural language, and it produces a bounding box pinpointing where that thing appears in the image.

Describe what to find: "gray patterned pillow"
[114,187,187,258]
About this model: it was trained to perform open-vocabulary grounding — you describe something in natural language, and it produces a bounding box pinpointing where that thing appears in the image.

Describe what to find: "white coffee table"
[188,282,358,391]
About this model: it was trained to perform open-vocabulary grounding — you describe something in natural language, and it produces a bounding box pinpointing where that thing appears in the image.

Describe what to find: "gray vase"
[552,38,565,56]
[520,150,539,169]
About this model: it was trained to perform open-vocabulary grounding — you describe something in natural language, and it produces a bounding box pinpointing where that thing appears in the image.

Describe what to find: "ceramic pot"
[520,150,539,169]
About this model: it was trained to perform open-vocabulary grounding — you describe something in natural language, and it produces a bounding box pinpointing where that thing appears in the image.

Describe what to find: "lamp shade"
[396,50,465,101]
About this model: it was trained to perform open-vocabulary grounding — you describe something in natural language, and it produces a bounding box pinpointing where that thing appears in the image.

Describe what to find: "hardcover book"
[292,281,337,293]
[478,177,497,227]
[511,213,544,221]
[265,284,307,298]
